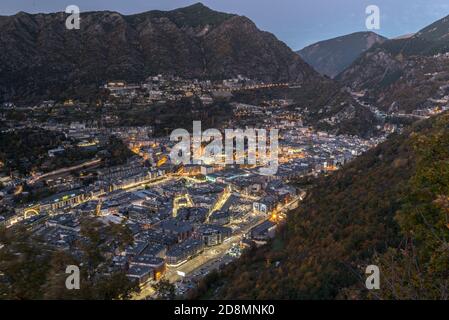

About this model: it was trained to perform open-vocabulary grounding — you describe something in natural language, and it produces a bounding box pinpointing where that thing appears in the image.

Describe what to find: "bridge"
[24,206,40,218]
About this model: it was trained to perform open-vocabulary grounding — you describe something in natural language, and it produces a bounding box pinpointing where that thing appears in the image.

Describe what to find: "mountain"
[0,3,380,137]
[393,33,415,40]
[350,14,449,58]
[298,32,386,78]
[192,111,449,299]
[412,15,449,51]
[229,78,379,137]
[0,3,316,103]
[338,14,449,113]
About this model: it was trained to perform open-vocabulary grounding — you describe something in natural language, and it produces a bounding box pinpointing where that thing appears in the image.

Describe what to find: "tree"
[152,279,176,300]
[0,218,140,300]
[104,136,133,166]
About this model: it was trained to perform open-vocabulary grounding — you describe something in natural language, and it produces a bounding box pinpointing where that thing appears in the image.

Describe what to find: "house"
[209,210,231,226]
[250,220,277,241]
[166,238,204,266]
[194,224,232,246]
[126,265,153,288]
[253,196,277,214]
[130,255,166,281]
[158,220,194,242]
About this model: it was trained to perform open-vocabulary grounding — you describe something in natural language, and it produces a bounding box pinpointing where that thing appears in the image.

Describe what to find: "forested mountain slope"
[298,31,386,78]
[193,112,449,299]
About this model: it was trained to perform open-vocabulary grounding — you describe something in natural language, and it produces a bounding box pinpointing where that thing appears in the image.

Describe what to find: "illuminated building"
[250,220,277,241]
[166,238,204,266]
[209,210,231,226]
[126,265,153,288]
[129,255,166,281]
[158,219,194,242]
[40,190,87,212]
[194,224,232,246]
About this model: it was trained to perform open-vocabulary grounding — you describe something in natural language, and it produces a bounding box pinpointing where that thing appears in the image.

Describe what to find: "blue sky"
[1,0,449,50]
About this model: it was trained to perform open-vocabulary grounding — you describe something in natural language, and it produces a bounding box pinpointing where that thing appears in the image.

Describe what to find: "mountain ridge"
[337,13,449,113]
[298,31,387,78]
[0,3,316,104]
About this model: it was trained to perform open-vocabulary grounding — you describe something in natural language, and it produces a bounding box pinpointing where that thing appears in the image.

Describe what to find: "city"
[0,73,385,299]
[1,0,449,307]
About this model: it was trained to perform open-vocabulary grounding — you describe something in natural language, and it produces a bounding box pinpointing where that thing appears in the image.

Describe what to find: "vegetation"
[0,219,139,300]
[109,97,234,137]
[103,135,134,166]
[371,114,449,299]
[164,2,234,28]
[0,128,65,174]
[152,279,176,300]
[192,112,449,299]
[231,79,378,137]
[0,127,134,176]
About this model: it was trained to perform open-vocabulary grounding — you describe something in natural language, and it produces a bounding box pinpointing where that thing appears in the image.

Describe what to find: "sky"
[1,0,449,50]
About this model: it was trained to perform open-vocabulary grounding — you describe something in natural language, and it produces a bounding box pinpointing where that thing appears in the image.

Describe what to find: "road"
[27,158,102,184]
[134,212,267,300]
